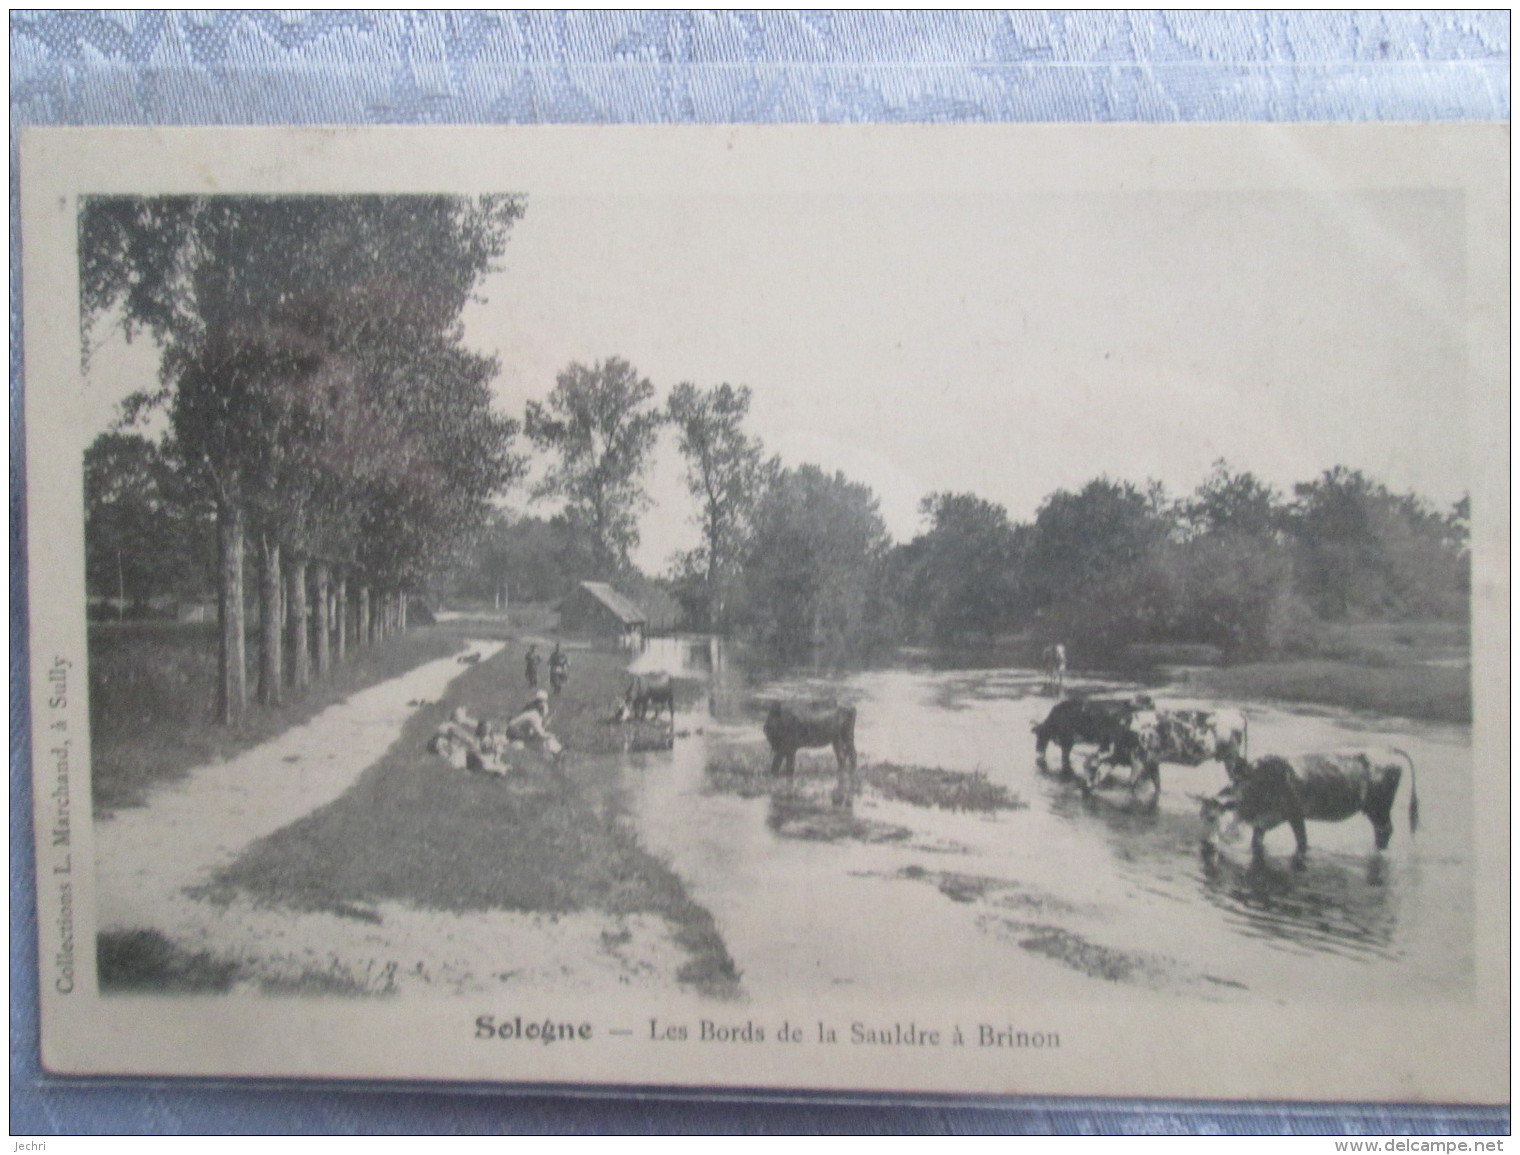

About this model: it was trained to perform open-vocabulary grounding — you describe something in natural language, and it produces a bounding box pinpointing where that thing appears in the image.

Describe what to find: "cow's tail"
[1392,748,1419,835]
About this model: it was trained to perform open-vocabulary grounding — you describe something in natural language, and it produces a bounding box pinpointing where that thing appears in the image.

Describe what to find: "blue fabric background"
[9,9,1510,1136]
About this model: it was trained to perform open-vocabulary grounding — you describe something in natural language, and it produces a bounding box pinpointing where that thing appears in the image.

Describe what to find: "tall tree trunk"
[358,585,371,648]
[289,556,310,691]
[399,590,408,632]
[314,562,331,677]
[217,502,247,725]
[257,535,283,707]
[335,574,347,663]
[706,512,720,630]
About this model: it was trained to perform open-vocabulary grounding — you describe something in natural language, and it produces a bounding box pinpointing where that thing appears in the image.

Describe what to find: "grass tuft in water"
[702,750,839,798]
[704,750,1024,814]
[861,762,1024,814]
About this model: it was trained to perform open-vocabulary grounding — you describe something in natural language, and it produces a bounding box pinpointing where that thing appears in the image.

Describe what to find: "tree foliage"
[666,382,775,628]
[84,432,214,611]
[79,195,526,716]
[888,493,1024,644]
[1180,460,1284,540]
[1286,467,1468,620]
[443,510,602,605]
[1020,478,1172,613]
[878,462,1465,664]
[525,357,664,574]
[739,465,891,666]
[81,194,525,581]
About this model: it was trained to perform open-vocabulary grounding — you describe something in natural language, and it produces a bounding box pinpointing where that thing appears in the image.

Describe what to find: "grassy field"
[1186,620,1471,723]
[88,622,466,813]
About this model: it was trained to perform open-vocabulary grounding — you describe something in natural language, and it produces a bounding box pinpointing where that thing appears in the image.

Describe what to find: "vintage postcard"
[22,124,1507,1102]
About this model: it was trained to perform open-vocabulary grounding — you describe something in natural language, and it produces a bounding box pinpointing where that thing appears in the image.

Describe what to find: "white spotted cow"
[1093,706,1250,799]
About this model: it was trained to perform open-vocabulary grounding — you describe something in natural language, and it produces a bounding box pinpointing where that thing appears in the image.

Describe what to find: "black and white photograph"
[22,124,1507,1101]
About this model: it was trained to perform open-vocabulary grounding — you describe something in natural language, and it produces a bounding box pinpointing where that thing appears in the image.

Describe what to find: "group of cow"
[1032,694,1419,866]
[620,666,1420,868]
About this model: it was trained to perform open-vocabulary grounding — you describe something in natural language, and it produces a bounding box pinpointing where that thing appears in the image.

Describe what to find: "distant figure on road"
[549,643,570,696]
[1041,642,1067,697]
[524,644,541,689]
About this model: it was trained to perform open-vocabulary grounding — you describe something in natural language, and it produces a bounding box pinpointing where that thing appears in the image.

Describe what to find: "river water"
[623,636,1474,1005]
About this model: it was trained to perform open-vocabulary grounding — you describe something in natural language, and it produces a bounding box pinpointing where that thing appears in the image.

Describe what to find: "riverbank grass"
[191,640,740,999]
[1183,621,1470,723]
[1187,661,1470,724]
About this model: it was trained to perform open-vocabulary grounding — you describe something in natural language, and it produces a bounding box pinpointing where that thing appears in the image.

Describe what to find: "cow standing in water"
[1200,748,1418,866]
[764,702,859,807]
[1100,707,1250,798]
[1033,696,1149,775]
[622,672,675,722]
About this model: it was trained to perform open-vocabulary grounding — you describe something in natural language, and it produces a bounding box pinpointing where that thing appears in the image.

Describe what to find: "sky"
[85,183,1469,577]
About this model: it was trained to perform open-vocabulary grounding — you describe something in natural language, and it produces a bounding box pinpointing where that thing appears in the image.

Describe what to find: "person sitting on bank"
[506,689,553,740]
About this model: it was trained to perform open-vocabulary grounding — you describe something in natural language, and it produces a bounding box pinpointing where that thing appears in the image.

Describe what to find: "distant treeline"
[728,461,1466,667]
[441,454,1467,667]
[879,465,1468,663]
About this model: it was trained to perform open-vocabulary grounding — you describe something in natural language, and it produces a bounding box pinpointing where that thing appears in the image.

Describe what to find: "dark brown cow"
[1201,748,1419,865]
[1032,696,1149,774]
[623,672,675,722]
[764,701,858,806]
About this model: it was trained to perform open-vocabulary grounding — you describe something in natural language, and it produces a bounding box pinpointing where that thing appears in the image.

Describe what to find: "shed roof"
[573,581,647,625]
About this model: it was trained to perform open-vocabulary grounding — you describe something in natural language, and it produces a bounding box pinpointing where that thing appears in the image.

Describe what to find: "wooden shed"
[557,581,648,647]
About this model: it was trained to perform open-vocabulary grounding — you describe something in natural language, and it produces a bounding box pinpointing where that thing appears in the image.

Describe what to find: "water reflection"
[628,634,718,678]
[1200,848,1401,962]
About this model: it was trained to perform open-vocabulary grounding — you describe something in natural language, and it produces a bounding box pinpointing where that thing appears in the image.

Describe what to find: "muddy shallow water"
[623,637,1474,1005]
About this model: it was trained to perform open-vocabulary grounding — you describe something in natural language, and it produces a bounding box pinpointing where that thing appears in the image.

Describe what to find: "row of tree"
[82,195,525,721]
